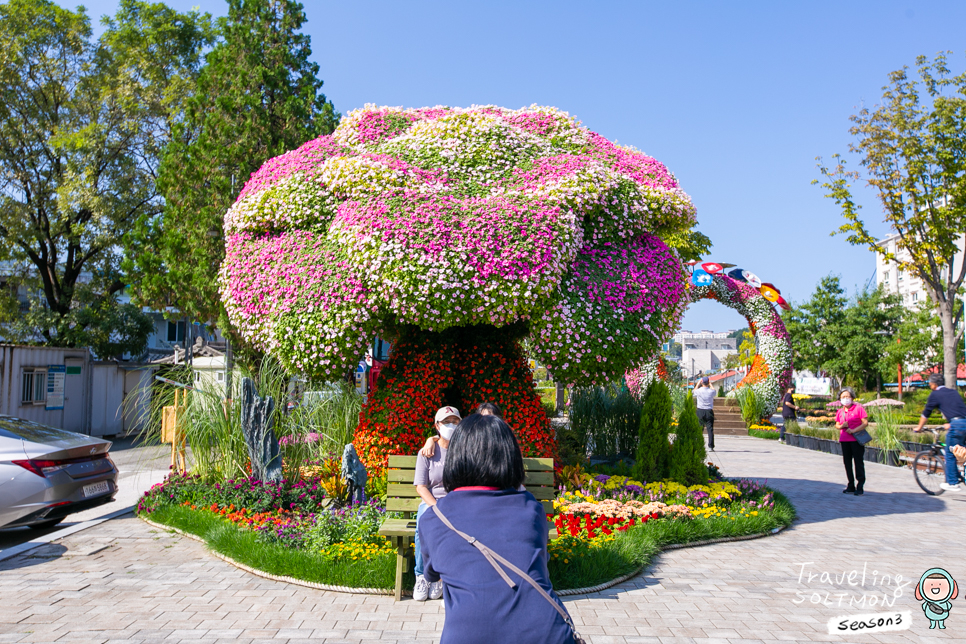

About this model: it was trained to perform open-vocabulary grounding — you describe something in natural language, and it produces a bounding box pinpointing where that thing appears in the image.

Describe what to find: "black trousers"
[841,441,865,489]
[697,408,714,449]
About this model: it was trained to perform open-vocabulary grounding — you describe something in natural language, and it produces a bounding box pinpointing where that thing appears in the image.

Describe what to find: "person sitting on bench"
[413,405,460,601]
[418,413,577,644]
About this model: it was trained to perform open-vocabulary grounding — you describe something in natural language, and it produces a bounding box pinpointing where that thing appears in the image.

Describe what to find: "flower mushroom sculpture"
[220,105,700,466]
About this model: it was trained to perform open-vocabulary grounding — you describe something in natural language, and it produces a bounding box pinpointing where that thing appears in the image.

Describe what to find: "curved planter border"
[140,516,400,596]
[141,515,789,598]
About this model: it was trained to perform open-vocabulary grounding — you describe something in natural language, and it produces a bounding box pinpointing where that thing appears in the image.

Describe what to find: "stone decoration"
[240,377,282,482]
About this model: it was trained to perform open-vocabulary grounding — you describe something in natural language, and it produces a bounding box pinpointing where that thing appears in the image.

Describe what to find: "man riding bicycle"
[915,373,966,492]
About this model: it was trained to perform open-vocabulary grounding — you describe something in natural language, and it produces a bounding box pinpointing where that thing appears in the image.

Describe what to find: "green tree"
[0,0,213,357]
[669,392,708,486]
[128,0,339,350]
[737,329,756,367]
[885,304,941,376]
[633,380,672,483]
[825,286,903,391]
[724,329,756,369]
[783,275,848,375]
[662,356,684,383]
[816,51,966,388]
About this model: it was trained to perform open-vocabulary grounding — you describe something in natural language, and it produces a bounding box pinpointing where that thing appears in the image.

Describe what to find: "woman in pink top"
[835,387,869,496]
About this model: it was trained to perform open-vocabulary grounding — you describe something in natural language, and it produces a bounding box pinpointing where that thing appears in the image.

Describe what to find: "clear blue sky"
[74,0,966,332]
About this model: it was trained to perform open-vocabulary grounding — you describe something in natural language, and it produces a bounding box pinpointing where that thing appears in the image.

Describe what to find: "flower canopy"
[220,105,697,385]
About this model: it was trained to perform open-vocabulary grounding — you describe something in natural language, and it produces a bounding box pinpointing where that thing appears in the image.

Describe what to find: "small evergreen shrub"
[669,392,709,486]
[633,381,672,483]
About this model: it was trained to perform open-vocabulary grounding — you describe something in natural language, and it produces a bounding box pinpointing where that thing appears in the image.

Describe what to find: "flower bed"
[748,425,780,440]
[138,464,794,593]
[545,471,793,589]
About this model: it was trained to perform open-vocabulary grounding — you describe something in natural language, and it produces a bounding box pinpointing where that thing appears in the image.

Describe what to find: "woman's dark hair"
[474,402,503,417]
[443,414,525,491]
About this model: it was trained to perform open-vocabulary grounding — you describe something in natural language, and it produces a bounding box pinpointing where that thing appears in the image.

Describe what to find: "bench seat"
[378,455,557,600]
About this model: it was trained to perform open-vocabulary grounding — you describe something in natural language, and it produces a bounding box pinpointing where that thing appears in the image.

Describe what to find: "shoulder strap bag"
[431,503,586,644]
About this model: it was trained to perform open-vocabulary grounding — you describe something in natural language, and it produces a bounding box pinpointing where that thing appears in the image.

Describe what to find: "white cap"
[434,406,461,422]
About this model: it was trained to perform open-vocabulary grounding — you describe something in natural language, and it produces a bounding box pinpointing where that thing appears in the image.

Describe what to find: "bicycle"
[913,428,966,495]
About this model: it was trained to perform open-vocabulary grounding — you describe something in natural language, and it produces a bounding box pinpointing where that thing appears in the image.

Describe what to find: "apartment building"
[875,232,966,309]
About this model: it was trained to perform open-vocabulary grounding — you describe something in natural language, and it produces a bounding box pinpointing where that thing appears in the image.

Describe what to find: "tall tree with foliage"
[816,51,966,388]
[825,286,903,390]
[782,275,849,375]
[128,0,339,345]
[883,304,945,376]
[633,380,672,483]
[0,0,213,357]
[669,392,708,486]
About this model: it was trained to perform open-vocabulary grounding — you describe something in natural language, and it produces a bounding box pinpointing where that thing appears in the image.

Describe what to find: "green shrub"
[749,428,780,440]
[570,383,642,458]
[633,381,672,483]
[667,382,689,420]
[735,386,762,428]
[668,392,708,485]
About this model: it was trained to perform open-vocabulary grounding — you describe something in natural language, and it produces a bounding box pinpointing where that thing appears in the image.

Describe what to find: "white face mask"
[438,423,457,440]
[841,398,853,408]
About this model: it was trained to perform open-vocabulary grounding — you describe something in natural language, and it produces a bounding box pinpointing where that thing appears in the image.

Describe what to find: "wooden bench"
[378,455,557,601]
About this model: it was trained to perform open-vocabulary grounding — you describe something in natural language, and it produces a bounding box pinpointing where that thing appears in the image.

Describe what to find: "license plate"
[83,481,110,498]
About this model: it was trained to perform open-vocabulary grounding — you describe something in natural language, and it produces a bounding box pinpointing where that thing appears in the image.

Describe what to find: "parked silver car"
[0,416,118,530]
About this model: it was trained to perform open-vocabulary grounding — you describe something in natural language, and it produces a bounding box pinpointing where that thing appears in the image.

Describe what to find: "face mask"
[438,423,457,440]
[841,398,853,408]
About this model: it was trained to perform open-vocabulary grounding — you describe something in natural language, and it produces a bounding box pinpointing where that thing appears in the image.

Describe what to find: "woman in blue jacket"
[418,413,578,644]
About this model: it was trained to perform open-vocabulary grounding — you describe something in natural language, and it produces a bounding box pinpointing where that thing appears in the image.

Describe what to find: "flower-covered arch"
[219,104,700,466]
[627,267,793,413]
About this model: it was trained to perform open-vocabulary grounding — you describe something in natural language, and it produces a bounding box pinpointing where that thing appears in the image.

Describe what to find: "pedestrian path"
[1,436,962,643]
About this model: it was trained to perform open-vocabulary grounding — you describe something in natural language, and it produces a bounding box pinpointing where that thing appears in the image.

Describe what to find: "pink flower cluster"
[220,105,699,383]
[530,234,687,385]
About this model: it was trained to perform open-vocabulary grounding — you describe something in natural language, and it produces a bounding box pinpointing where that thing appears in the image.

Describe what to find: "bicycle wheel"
[914,450,946,496]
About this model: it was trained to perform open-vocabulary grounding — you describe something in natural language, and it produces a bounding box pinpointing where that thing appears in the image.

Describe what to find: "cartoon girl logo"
[916,568,958,629]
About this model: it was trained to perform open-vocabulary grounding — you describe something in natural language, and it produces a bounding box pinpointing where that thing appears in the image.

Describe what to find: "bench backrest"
[386,455,555,517]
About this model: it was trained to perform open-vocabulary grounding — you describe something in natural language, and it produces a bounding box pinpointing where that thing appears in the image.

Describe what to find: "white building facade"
[672,329,735,344]
[875,233,966,309]
[681,338,737,378]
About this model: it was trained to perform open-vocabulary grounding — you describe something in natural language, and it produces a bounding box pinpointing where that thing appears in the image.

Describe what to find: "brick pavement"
[1,435,964,643]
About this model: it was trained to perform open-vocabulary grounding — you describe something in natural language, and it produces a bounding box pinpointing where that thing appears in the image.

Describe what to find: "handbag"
[852,428,873,445]
[431,504,586,644]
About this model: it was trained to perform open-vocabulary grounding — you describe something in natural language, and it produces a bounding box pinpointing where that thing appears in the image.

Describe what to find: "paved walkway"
[1,436,963,643]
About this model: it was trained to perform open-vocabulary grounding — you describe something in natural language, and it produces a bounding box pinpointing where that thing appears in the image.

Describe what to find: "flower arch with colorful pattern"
[627,270,793,414]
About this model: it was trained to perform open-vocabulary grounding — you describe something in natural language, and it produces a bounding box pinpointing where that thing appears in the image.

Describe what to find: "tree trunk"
[939,299,958,388]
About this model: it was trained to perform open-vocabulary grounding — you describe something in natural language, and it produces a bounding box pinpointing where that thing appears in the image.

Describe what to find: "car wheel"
[27,518,65,530]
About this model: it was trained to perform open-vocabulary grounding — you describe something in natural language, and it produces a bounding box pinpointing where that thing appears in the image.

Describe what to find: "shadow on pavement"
[0,522,78,550]
[0,543,67,571]
[763,477,947,524]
